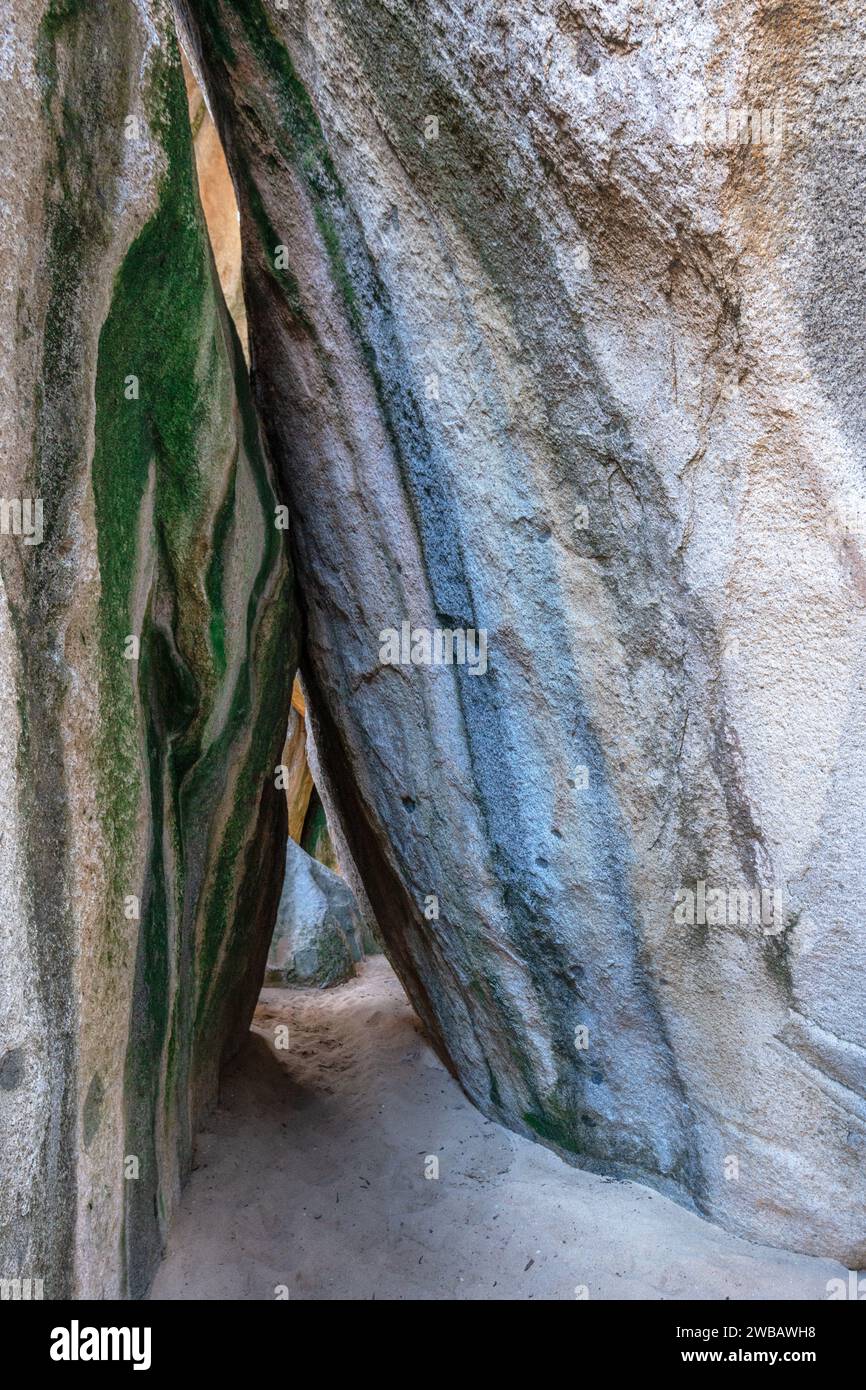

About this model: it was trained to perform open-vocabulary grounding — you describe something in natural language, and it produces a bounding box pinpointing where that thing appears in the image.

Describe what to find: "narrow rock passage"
[151,960,843,1301]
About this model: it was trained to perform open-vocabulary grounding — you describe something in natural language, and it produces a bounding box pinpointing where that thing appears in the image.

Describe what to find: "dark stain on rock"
[0,1047,26,1092]
[83,1072,105,1149]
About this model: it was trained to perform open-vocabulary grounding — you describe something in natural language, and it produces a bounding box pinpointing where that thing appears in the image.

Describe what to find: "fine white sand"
[151,958,846,1301]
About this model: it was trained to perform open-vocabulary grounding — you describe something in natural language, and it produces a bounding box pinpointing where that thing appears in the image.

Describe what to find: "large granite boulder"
[0,0,295,1298]
[177,0,866,1263]
[266,836,363,989]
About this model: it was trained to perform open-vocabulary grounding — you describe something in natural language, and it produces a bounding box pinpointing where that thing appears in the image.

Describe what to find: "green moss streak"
[212,1,364,330]
[204,461,236,681]
[242,175,310,325]
[523,1106,583,1156]
[91,28,222,912]
[189,329,295,1015]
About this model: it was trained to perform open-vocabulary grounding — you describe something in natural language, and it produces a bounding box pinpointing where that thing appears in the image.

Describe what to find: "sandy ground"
[151,958,846,1301]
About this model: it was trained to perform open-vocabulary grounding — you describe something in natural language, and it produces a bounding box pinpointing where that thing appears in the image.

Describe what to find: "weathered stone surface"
[266,836,362,988]
[183,49,247,352]
[178,0,866,1262]
[0,0,294,1297]
[300,785,340,873]
[281,684,315,843]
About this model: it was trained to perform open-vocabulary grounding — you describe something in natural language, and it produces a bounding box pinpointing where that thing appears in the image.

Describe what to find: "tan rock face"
[282,690,314,844]
[177,0,866,1262]
[0,0,295,1297]
[182,50,247,352]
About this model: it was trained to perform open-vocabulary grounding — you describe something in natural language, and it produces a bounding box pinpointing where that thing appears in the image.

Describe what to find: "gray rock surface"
[267,837,363,988]
[178,0,866,1262]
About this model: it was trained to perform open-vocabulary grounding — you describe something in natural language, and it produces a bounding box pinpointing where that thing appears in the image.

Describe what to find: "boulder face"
[266,837,362,989]
[0,0,294,1297]
[281,686,314,844]
[178,0,866,1262]
[182,49,248,352]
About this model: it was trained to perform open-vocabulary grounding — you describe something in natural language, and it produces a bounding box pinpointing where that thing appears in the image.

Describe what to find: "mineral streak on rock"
[176,0,866,1262]
[0,0,295,1296]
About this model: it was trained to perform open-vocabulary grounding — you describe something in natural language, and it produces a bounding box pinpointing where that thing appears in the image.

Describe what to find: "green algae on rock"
[0,0,295,1298]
